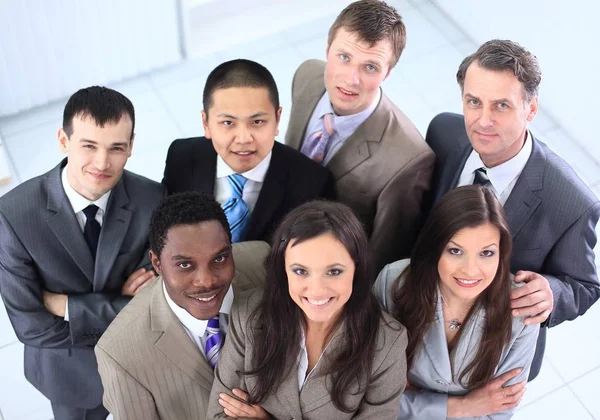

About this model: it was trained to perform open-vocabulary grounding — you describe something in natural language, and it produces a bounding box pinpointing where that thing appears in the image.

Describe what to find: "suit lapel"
[46,160,95,282]
[504,138,545,239]
[94,176,132,291]
[288,74,326,150]
[244,142,287,240]
[191,139,217,194]
[423,295,452,381]
[451,307,485,380]
[433,141,472,205]
[151,279,215,391]
[274,362,304,420]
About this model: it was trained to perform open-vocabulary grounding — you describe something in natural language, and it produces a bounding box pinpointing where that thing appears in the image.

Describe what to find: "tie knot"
[207,316,220,329]
[83,204,99,220]
[323,113,336,136]
[227,174,247,199]
[473,167,491,187]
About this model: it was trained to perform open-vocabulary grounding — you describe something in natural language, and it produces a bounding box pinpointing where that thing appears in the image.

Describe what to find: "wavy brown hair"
[393,185,513,389]
[244,200,383,412]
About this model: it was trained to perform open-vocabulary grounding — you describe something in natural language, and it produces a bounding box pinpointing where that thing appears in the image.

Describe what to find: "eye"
[327,268,342,276]
[481,250,495,257]
[497,102,508,109]
[468,98,480,106]
[83,144,96,149]
[292,268,307,276]
[111,147,125,152]
[365,64,376,73]
[222,121,233,126]
[448,247,462,256]
[177,262,192,269]
[214,254,227,264]
[253,120,265,125]
[339,54,349,62]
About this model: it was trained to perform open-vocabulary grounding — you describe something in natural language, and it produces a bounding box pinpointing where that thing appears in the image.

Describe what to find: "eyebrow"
[80,138,129,147]
[216,112,270,119]
[449,240,498,248]
[464,93,515,105]
[288,262,349,269]
[336,48,383,67]
[170,245,231,261]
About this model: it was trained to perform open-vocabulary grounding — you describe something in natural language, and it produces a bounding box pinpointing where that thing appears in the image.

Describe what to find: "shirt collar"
[61,164,111,215]
[315,88,381,140]
[464,131,532,195]
[162,279,234,337]
[216,151,272,183]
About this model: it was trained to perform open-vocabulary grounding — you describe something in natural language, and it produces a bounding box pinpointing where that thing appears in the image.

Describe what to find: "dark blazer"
[285,59,435,272]
[425,112,600,380]
[0,159,165,408]
[162,137,335,242]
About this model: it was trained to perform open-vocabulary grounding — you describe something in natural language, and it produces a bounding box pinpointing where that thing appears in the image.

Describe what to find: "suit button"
[436,379,447,385]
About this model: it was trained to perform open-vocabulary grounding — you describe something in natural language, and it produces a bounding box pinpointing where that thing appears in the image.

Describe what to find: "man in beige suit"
[95,192,268,420]
[286,0,434,272]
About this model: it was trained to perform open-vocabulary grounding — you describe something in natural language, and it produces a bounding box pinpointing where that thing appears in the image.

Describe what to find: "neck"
[480,129,527,168]
[439,284,476,315]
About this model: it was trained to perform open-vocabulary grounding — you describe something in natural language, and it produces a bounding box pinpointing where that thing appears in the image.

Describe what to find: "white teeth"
[306,297,331,306]
[340,88,355,95]
[236,151,252,155]
[457,278,479,285]
[192,294,217,302]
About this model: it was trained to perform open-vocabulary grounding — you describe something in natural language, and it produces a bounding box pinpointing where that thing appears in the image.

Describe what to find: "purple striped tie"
[301,113,336,164]
[204,316,224,369]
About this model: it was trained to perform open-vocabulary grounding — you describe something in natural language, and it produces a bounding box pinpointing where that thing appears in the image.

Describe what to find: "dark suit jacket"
[285,59,435,272]
[162,137,335,242]
[425,112,600,379]
[0,159,165,408]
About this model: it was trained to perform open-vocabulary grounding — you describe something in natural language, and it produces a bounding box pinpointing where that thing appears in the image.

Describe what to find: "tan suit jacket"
[286,60,435,272]
[206,289,408,420]
[95,241,270,420]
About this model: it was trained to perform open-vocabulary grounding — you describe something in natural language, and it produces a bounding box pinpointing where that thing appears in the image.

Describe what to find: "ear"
[201,110,211,139]
[526,96,539,122]
[275,106,283,136]
[149,250,162,275]
[58,128,70,153]
[128,132,136,157]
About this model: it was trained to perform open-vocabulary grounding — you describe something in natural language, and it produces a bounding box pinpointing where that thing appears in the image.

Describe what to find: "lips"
[303,297,333,308]
[232,151,255,157]
[337,87,358,96]
[88,172,111,180]
[454,277,482,288]
[186,287,224,303]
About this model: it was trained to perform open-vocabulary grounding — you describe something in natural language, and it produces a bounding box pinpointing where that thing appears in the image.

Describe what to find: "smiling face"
[462,62,538,168]
[58,114,134,201]
[437,222,501,305]
[150,220,235,320]
[202,86,282,174]
[285,233,354,329]
[324,28,393,116]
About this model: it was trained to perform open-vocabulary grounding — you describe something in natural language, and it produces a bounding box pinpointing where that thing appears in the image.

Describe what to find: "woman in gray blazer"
[374,185,539,420]
[207,200,408,419]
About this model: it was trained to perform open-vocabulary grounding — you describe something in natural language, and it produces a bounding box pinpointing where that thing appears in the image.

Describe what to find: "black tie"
[83,205,101,259]
[473,167,492,188]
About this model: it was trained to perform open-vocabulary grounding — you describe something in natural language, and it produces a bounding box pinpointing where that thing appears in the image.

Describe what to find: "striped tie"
[204,316,223,369]
[473,167,492,189]
[300,113,336,164]
[222,174,250,243]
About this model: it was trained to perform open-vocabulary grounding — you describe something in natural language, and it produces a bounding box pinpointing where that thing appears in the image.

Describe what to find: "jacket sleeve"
[95,345,161,420]
[543,201,600,327]
[370,150,434,274]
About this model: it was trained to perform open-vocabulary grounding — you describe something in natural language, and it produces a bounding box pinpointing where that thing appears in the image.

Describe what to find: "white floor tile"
[0,343,52,420]
[529,108,559,135]
[536,128,600,187]
[570,366,600,419]
[417,1,467,44]
[293,37,328,63]
[0,302,17,349]
[383,75,435,137]
[519,360,565,408]
[0,99,66,138]
[512,386,593,420]
[545,302,600,383]
[149,53,221,90]
[399,6,453,63]
[281,13,338,45]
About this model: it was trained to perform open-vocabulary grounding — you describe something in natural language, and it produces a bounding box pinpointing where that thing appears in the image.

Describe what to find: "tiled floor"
[0,1,599,419]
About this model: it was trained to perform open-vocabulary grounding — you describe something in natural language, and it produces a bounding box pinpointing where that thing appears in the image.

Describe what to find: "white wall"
[433,0,600,164]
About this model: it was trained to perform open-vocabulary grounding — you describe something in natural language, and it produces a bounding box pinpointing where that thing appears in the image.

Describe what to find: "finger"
[511,290,547,310]
[220,398,249,418]
[492,368,523,386]
[133,276,154,295]
[504,386,526,405]
[219,393,253,415]
[503,380,526,396]
[126,267,147,283]
[222,407,241,418]
[512,297,551,317]
[129,271,155,291]
[232,388,249,401]
[510,281,539,300]
[523,309,552,325]
[513,270,535,282]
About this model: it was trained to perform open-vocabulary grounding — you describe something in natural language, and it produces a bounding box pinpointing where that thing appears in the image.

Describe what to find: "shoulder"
[373,259,410,311]
[167,136,212,157]
[232,287,264,324]
[231,241,269,291]
[272,141,331,178]
[294,59,325,82]
[425,112,468,153]
[0,168,53,219]
[121,170,165,200]
[372,311,408,366]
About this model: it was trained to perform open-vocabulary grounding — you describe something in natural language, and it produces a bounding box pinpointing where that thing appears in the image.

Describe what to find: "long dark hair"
[245,200,382,412]
[393,185,513,389]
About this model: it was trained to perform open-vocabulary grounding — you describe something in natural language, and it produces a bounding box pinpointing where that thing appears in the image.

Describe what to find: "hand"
[121,268,156,296]
[42,291,67,317]
[218,389,271,419]
[511,270,553,324]
[450,368,526,417]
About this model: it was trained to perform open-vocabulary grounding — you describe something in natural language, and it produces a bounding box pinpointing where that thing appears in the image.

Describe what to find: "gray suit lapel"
[451,307,485,380]
[94,177,132,290]
[275,363,304,420]
[151,279,215,392]
[46,161,95,282]
[423,295,452,381]
[504,138,545,239]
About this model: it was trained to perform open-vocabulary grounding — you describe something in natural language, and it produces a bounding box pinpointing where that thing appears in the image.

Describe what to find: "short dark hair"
[327,0,406,68]
[202,59,280,116]
[149,192,231,257]
[62,86,135,140]
[457,39,542,102]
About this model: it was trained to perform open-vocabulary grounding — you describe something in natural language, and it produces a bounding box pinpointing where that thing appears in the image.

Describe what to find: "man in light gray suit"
[285,0,434,273]
[0,86,164,420]
[425,40,600,381]
[95,192,269,420]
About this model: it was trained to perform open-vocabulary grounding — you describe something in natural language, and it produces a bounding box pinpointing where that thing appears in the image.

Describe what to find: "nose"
[478,106,494,128]
[93,150,110,171]
[307,275,328,296]
[461,256,481,278]
[192,268,215,289]
[235,124,253,145]
[349,67,360,87]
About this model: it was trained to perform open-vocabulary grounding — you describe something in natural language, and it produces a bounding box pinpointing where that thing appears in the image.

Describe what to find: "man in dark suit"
[285,0,434,272]
[0,86,165,420]
[425,40,600,381]
[163,59,334,243]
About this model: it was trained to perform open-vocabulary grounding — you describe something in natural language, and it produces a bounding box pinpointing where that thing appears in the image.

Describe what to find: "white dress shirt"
[214,152,272,213]
[303,88,381,165]
[296,326,335,391]
[61,165,111,321]
[162,281,234,358]
[458,131,533,205]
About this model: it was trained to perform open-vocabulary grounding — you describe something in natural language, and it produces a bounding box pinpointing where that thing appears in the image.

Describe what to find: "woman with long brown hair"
[207,200,408,419]
[374,185,539,419]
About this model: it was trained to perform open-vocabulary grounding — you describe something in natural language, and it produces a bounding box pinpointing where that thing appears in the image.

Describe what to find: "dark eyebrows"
[216,112,270,119]
[449,240,498,248]
[79,138,128,147]
[170,245,231,261]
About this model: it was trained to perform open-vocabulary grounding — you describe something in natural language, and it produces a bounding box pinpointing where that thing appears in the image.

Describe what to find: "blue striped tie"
[222,174,250,243]
[204,316,223,369]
